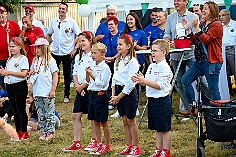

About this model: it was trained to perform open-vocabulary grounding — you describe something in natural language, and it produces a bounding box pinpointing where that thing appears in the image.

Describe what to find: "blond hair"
[152,39,170,56]
[92,43,107,54]
[33,45,52,72]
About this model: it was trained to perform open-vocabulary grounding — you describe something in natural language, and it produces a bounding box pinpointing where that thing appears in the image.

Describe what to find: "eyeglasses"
[58,22,61,29]
[106,13,115,16]
[219,13,229,17]
[25,10,32,13]
[193,4,200,6]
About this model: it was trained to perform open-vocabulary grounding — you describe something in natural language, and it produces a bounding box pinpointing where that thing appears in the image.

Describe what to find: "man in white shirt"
[18,4,46,36]
[47,2,81,103]
[219,9,236,96]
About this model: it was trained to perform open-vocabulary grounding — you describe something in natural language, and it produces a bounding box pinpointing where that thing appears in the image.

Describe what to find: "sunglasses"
[193,4,200,6]
[106,13,115,16]
[58,21,61,29]
[25,10,32,13]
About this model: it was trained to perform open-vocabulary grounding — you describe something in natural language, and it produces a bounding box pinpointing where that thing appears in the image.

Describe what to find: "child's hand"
[49,90,55,98]
[80,90,86,96]
[135,71,145,86]
[86,66,92,76]
[75,85,83,93]
[109,96,120,105]
[1,69,9,76]
[29,70,37,75]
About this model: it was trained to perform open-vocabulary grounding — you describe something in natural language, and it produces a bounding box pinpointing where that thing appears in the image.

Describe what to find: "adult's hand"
[69,48,77,58]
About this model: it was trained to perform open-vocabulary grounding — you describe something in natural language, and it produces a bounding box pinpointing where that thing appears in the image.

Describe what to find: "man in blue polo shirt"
[144,7,159,47]
[95,5,125,42]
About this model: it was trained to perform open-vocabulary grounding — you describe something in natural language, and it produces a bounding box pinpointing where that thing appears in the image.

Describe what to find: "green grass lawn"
[1,84,236,157]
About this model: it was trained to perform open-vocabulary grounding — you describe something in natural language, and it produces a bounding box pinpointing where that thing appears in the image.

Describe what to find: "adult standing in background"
[0,6,21,90]
[20,16,44,66]
[193,4,204,22]
[38,17,49,36]
[150,11,167,44]
[164,0,198,114]
[102,16,122,112]
[181,1,223,114]
[123,12,148,114]
[144,7,159,47]
[47,2,81,103]
[18,4,46,36]
[219,9,236,96]
[95,5,125,42]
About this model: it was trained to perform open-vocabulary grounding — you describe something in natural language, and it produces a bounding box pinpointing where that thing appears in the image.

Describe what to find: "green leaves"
[0,0,23,13]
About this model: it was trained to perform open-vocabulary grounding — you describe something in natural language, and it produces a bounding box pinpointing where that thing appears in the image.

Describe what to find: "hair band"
[11,37,21,47]
[121,33,131,43]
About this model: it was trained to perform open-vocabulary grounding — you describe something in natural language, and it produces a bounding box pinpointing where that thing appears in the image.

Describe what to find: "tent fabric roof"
[88,0,225,12]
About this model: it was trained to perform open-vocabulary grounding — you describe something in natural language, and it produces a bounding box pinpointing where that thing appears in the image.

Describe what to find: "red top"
[190,21,223,64]
[23,26,44,66]
[0,20,21,60]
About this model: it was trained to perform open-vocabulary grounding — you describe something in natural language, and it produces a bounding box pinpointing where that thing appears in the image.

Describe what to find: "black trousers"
[52,53,72,97]
[6,80,28,132]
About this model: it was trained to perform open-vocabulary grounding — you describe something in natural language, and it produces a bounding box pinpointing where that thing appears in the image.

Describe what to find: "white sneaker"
[108,105,115,110]
[136,109,140,116]
[64,97,70,103]
[110,111,120,118]
[70,82,74,87]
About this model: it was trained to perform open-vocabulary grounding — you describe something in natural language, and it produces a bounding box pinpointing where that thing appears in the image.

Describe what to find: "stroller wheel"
[197,146,205,157]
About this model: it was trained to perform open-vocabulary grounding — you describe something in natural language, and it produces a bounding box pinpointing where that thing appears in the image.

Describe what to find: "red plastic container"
[174,38,190,49]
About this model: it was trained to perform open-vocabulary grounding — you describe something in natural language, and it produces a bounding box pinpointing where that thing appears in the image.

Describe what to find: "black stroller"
[197,96,236,157]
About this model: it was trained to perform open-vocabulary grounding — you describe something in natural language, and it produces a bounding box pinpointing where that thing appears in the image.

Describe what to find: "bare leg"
[122,115,132,145]
[101,122,110,145]
[127,118,139,145]
[162,131,172,150]
[72,112,83,141]
[94,121,102,143]
[91,120,97,139]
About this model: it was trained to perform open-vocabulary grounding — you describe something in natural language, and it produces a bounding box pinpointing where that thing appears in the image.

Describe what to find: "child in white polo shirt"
[29,37,58,140]
[132,39,173,157]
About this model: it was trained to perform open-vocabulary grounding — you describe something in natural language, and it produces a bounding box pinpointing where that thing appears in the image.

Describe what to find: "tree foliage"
[0,0,22,13]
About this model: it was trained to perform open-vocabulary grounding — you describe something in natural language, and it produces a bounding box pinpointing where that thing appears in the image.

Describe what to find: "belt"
[89,90,107,96]
[226,45,235,51]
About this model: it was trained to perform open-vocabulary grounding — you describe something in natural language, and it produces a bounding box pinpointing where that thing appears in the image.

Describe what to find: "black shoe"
[222,142,236,149]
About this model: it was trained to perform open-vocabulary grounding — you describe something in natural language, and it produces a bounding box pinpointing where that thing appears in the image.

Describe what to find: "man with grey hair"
[219,9,236,96]
[164,0,199,115]
[95,5,125,42]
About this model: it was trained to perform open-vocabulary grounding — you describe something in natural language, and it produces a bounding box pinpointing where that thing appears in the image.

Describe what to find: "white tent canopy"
[87,0,225,12]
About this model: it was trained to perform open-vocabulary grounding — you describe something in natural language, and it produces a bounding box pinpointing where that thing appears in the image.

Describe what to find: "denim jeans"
[171,58,195,109]
[182,60,222,113]
[34,97,56,134]
[0,60,7,90]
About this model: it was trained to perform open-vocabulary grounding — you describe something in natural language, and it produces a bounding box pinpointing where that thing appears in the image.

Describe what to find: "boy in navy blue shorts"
[86,43,111,155]
[132,39,173,157]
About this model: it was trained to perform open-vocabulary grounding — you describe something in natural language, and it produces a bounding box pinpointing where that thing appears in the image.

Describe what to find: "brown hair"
[152,39,170,56]
[205,1,219,21]
[115,34,136,68]
[9,37,26,56]
[123,12,143,34]
[77,31,97,61]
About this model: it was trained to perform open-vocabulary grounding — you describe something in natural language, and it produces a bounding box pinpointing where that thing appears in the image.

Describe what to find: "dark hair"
[152,7,160,13]
[107,16,119,25]
[193,4,204,11]
[100,17,107,23]
[60,2,68,8]
[123,12,143,34]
